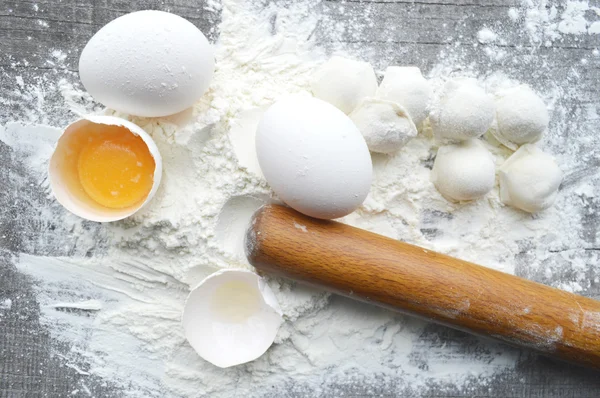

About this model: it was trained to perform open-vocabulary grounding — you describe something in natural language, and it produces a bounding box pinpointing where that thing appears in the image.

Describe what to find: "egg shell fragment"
[256,95,373,219]
[79,10,215,117]
[182,269,283,368]
[49,116,162,222]
[229,107,267,177]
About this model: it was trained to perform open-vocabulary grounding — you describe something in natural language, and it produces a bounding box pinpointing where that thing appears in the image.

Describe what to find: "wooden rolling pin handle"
[246,204,600,370]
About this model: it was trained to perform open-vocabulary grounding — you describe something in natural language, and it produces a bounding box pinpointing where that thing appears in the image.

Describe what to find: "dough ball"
[498,144,562,213]
[493,85,549,149]
[431,79,495,141]
[376,66,432,127]
[311,56,378,114]
[349,98,417,154]
[431,139,496,202]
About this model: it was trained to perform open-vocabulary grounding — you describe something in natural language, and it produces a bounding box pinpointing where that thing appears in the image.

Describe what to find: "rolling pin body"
[246,205,600,369]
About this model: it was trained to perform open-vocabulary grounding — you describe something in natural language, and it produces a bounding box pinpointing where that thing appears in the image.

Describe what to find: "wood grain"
[248,204,600,370]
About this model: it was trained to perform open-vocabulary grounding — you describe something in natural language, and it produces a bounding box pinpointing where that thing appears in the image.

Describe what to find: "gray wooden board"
[1,0,600,397]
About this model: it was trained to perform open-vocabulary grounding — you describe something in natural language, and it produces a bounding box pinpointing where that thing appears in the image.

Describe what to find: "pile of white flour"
[2,0,600,396]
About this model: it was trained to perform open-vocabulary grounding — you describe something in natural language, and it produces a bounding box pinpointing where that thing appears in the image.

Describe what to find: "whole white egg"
[256,95,373,219]
[79,10,214,117]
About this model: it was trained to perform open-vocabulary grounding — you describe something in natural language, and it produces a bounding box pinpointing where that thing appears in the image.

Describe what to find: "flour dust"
[1,0,600,397]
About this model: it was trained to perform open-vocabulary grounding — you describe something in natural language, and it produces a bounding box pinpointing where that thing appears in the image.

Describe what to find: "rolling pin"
[245,204,600,370]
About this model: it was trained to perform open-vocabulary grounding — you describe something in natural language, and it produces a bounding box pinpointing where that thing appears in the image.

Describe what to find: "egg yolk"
[77,131,155,209]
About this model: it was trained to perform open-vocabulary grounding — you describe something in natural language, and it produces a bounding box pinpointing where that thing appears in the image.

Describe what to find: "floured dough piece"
[311,56,378,114]
[431,139,496,202]
[431,79,495,141]
[498,144,562,213]
[493,85,549,149]
[376,66,432,127]
[349,98,417,154]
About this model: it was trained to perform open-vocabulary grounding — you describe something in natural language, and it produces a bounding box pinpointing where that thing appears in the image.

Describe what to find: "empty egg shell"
[182,269,283,368]
[49,116,162,222]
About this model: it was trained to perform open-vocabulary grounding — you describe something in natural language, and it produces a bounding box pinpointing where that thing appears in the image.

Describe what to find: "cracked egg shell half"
[182,269,283,368]
[49,116,162,222]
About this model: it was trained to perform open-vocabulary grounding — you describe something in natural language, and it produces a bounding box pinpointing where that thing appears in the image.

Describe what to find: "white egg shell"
[498,144,562,213]
[311,56,378,114]
[256,95,373,219]
[79,10,214,117]
[431,79,495,141]
[49,116,162,222]
[182,269,283,368]
[229,107,267,177]
[349,97,417,154]
[376,66,432,127]
[493,85,549,149]
[431,139,495,202]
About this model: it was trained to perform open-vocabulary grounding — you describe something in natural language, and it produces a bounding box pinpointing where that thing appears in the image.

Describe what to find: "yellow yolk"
[77,131,155,209]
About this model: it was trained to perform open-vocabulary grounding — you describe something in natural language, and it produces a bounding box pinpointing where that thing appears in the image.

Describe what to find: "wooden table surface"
[2,0,600,397]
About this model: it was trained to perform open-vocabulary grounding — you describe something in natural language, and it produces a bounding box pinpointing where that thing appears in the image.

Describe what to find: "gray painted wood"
[2,0,600,397]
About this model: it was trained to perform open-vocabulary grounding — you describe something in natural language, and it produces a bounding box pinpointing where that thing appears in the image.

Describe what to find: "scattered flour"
[47,300,103,311]
[50,50,67,63]
[481,0,600,49]
[2,0,600,397]
[557,1,589,34]
[0,299,12,311]
[521,0,600,44]
[508,7,521,22]
[589,20,600,33]
[477,27,498,44]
